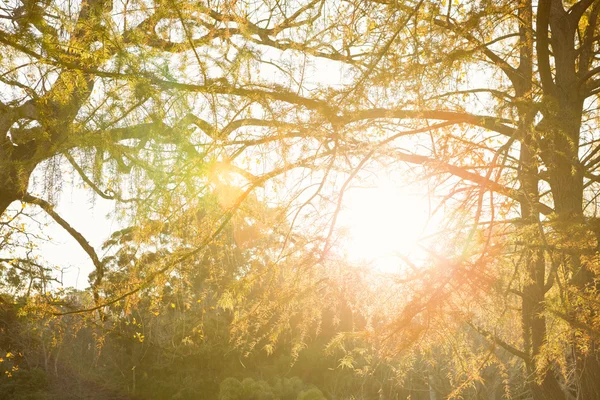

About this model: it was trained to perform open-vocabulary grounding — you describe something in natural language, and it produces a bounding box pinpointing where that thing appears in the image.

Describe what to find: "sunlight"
[339,178,435,274]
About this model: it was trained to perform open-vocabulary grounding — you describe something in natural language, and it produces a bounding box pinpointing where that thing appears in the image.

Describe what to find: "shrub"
[297,388,326,400]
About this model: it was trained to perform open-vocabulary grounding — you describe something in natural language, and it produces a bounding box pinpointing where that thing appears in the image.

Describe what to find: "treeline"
[0,205,530,400]
[0,293,408,400]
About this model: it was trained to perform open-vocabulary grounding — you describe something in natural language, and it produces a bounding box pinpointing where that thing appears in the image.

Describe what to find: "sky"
[0,2,447,292]
[338,174,440,274]
[12,162,438,290]
[25,179,119,290]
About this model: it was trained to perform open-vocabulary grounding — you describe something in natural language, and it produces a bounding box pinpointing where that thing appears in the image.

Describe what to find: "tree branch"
[64,152,137,203]
[549,308,600,339]
[434,18,521,86]
[537,0,556,94]
[467,321,529,361]
[393,151,554,215]
[342,108,517,137]
[569,0,598,23]
[20,193,105,304]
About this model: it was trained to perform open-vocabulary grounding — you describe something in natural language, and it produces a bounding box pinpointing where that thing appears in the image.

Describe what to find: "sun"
[338,178,436,273]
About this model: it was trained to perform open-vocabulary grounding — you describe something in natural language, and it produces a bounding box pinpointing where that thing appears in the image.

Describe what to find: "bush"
[0,367,50,400]
[218,376,326,400]
[273,377,305,400]
[297,388,326,400]
[241,378,275,400]
[219,377,244,400]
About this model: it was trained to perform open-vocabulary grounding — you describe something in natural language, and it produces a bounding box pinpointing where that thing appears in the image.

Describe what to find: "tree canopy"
[4,0,600,399]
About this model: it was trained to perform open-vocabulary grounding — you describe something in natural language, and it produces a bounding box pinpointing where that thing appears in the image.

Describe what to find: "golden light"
[339,178,436,273]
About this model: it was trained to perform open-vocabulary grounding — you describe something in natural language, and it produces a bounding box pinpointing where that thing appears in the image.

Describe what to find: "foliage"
[296,389,326,400]
[4,0,600,399]
[218,377,325,400]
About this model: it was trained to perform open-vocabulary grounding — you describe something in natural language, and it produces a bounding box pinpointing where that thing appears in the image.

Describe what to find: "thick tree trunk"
[545,110,600,399]
[519,133,566,400]
[0,195,14,218]
[515,3,566,390]
[0,140,39,217]
[0,177,28,217]
[578,348,600,399]
[535,2,600,392]
[568,235,600,399]
[0,171,25,217]
[522,258,566,400]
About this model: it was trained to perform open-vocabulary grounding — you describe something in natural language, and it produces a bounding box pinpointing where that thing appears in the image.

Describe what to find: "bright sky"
[0,9,442,291]
[338,175,438,274]
[28,183,119,290]
[18,166,439,290]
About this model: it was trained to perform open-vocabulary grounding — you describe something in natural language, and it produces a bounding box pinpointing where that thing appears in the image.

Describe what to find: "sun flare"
[339,178,437,273]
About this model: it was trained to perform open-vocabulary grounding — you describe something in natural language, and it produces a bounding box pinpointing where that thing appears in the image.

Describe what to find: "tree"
[4,0,600,398]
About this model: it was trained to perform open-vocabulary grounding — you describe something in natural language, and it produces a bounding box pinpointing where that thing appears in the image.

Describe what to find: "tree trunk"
[0,167,29,217]
[0,143,38,217]
[544,112,600,399]
[515,4,566,392]
[519,132,566,400]
[533,2,600,394]
[0,194,14,218]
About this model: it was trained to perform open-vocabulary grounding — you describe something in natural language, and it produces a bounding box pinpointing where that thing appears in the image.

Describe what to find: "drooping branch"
[549,308,600,339]
[51,147,334,315]
[64,152,138,203]
[20,194,105,304]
